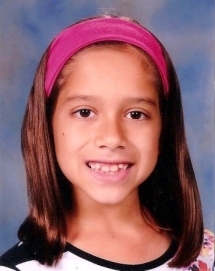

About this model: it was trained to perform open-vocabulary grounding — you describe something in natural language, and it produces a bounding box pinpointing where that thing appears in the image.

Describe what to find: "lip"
[85,160,133,184]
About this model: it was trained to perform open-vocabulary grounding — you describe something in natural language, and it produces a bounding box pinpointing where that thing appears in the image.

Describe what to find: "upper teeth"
[88,163,129,172]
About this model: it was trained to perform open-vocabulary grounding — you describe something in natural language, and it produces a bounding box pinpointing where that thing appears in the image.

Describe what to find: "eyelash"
[73,109,148,120]
[73,109,95,118]
[126,111,148,120]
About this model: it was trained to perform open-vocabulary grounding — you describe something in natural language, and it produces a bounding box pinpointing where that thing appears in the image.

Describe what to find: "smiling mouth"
[86,162,132,173]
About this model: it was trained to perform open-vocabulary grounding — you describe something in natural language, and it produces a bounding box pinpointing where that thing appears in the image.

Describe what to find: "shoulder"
[0,242,37,270]
[186,229,214,271]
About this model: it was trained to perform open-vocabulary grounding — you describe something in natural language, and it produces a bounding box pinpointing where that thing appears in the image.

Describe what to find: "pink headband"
[45,17,169,96]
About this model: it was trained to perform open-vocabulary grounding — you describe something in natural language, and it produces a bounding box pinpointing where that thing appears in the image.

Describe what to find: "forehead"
[48,44,163,121]
[55,45,160,108]
[58,42,161,89]
[51,46,163,115]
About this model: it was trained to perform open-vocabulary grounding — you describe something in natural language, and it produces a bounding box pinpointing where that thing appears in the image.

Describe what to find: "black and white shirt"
[0,230,214,271]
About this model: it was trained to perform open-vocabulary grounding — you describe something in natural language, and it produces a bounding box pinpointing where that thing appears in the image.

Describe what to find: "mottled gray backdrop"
[0,0,214,254]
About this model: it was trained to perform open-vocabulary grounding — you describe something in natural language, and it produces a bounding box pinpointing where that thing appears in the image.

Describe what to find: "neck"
[65,189,171,264]
[66,188,159,240]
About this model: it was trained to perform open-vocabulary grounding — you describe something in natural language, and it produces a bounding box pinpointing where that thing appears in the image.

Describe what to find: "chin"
[87,191,136,206]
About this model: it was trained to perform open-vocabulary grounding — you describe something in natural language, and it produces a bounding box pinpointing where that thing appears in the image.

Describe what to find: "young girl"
[0,15,214,271]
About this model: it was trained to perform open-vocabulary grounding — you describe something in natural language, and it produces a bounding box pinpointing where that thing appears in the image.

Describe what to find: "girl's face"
[52,46,161,207]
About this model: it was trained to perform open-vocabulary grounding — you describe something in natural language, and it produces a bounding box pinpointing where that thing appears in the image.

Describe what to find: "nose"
[95,117,126,150]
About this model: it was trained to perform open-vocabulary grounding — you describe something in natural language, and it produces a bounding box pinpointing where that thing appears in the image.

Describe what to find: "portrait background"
[0,0,214,254]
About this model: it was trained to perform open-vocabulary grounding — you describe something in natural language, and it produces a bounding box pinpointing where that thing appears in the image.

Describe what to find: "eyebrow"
[125,97,158,107]
[64,95,158,107]
[64,95,97,104]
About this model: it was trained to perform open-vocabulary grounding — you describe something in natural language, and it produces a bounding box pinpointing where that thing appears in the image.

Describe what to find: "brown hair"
[18,15,203,267]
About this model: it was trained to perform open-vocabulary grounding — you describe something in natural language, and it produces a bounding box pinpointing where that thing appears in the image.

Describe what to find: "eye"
[126,111,148,120]
[73,109,95,118]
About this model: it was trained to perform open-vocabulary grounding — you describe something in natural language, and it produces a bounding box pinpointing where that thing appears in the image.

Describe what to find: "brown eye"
[126,111,147,120]
[73,109,95,118]
[79,109,91,117]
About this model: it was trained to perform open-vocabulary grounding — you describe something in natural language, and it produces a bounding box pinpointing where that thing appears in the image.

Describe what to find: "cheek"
[133,121,161,143]
[53,121,71,160]
[53,129,77,175]
[53,123,88,159]
[133,124,161,158]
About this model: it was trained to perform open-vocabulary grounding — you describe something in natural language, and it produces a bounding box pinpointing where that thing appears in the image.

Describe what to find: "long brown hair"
[18,15,203,267]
